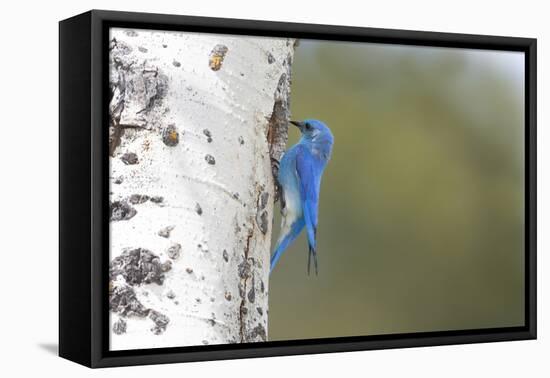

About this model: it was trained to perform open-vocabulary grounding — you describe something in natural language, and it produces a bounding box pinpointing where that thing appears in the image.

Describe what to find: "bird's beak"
[290,120,305,131]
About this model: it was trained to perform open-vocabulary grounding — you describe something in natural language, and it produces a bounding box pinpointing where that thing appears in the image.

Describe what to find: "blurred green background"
[268,40,525,341]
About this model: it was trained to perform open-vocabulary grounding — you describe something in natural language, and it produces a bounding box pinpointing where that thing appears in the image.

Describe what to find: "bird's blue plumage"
[270,119,334,275]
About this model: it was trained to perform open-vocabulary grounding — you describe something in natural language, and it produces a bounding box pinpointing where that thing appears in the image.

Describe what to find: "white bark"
[108,28,295,350]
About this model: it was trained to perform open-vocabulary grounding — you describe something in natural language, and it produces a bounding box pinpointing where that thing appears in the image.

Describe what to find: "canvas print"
[108,27,525,350]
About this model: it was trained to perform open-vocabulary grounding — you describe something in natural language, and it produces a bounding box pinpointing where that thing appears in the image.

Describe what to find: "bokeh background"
[268,40,525,341]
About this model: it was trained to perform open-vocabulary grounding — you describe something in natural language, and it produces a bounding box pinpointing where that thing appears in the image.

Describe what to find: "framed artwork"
[59,10,536,368]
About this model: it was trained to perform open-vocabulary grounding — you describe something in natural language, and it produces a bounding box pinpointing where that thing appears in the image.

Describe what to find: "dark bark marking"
[150,196,164,204]
[158,225,175,238]
[247,274,256,303]
[162,123,180,147]
[238,255,252,280]
[112,318,127,335]
[109,39,169,156]
[109,248,172,285]
[121,152,139,165]
[205,154,216,165]
[149,310,170,335]
[195,203,203,215]
[109,283,149,317]
[109,283,170,336]
[110,201,137,221]
[166,243,181,259]
[209,44,229,71]
[256,191,270,234]
[203,129,213,143]
[247,324,267,342]
[129,194,150,204]
[238,229,254,341]
[267,49,294,202]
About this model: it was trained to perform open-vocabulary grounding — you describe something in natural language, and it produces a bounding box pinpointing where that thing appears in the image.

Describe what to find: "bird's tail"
[270,219,304,274]
[307,245,318,276]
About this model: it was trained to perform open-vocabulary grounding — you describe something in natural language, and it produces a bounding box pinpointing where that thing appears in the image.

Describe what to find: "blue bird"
[270,119,334,275]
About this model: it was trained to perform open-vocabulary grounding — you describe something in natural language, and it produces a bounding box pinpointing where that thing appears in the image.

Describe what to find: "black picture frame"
[59,9,537,368]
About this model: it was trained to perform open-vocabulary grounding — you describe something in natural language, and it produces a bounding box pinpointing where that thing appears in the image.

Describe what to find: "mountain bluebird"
[270,119,334,275]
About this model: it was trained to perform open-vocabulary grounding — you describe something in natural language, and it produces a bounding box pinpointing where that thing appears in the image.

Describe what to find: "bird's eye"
[305,123,311,130]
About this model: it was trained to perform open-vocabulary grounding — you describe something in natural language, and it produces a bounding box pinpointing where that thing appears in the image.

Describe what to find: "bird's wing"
[295,146,321,274]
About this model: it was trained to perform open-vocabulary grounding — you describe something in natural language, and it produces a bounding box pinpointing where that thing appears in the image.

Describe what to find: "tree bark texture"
[108,28,295,350]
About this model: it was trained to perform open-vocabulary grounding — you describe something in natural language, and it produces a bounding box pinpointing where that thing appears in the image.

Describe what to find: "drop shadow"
[38,343,58,355]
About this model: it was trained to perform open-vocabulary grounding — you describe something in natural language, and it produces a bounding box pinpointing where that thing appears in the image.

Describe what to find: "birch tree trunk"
[108,28,295,350]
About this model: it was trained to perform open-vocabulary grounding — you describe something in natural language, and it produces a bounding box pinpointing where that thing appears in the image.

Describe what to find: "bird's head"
[290,119,334,147]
